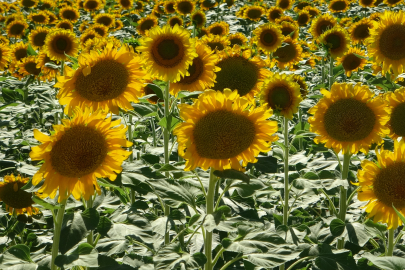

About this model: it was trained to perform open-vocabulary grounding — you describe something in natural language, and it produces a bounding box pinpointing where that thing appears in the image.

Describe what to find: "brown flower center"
[374,162,405,208]
[0,182,33,209]
[342,53,361,71]
[323,98,376,142]
[152,37,184,67]
[50,125,108,178]
[246,8,262,20]
[24,62,41,75]
[75,59,129,102]
[33,32,48,47]
[193,110,256,159]
[9,23,25,36]
[273,42,297,63]
[390,102,405,137]
[330,0,348,11]
[177,1,193,14]
[378,24,405,61]
[267,85,292,110]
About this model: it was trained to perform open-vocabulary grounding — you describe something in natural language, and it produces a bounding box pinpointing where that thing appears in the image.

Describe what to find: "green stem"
[164,81,171,245]
[205,168,217,270]
[283,117,289,226]
[286,256,316,270]
[387,228,395,256]
[51,199,67,270]
[87,197,94,246]
[337,152,351,249]
[329,56,334,89]
[298,109,303,151]
[150,117,157,147]
[321,57,325,84]
[128,115,134,162]
[60,60,64,76]
[219,255,244,270]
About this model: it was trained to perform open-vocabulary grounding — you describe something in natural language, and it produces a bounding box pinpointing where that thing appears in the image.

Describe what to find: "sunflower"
[383,87,405,140]
[113,20,124,31]
[201,35,230,51]
[328,0,350,13]
[207,21,230,36]
[0,174,40,216]
[30,107,132,202]
[174,0,195,15]
[137,24,197,82]
[272,37,303,69]
[339,17,352,28]
[46,11,58,24]
[93,13,115,28]
[212,45,270,100]
[137,15,159,36]
[0,36,9,45]
[310,13,337,38]
[308,83,389,155]
[28,11,49,25]
[280,21,299,39]
[0,44,11,71]
[197,27,209,38]
[56,20,74,31]
[259,73,302,119]
[370,12,381,22]
[294,1,311,11]
[44,29,79,61]
[190,10,206,28]
[5,14,22,26]
[169,16,184,28]
[55,42,147,115]
[383,0,403,7]
[336,47,368,77]
[224,0,235,8]
[350,18,373,45]
[27,27,48,50]
[253,23,284,54]
[80,29,100,45]
[356,139,405,229]
[228,32,248,47]
[37,52,59,81]
[7,20,28,38]
[243,5,266,22]
[170,41,220,95]
[134,0,144,12]
[91,23,109,38]
[277,0,294,10]
[359,0,376,7]
[303,6,320,18]
[20,0,38,8]
[17,56,42,79]
[40,0,55,9]
[164,1,176,13]
[200,0,217,10]
[11,42,29,63]
[373,0,383,6]
[83,0,103,11]
[366,10,405,77]
[267,6,283,22]
[319,27,350,59]
[297,10,310,26]
[59,7,80,22]
[174,89,279,171]
[118,0,132,9]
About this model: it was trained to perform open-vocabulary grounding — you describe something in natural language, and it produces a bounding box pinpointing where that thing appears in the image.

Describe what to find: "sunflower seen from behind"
[44,29,79,61]
[310,13,337,39]
[174,89,278,171]
[170,41,220,96]
[259,73,302,119]
[55,42,148,116]
[367,10,405,77]
[30,107,132,202]
[384,87,405,140]
[137,24,197,82]
[0,174,40,216]
[308,82,389,155]
[357,139,405,229]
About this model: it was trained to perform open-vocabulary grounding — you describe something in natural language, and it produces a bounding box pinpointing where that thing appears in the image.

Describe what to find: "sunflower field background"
[1,0,405,269]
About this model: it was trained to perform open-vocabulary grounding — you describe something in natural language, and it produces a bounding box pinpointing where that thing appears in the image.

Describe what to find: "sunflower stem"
[387,228,395,256]
[321,57,325,84]
[283,116,289,226]
[60,60,64,76]
[128,115,134,162]
[86,197,94,246]
[51,198,67,270]
[205,168,217,270]
[298,109,303,150]
[164,80,171,245]
[329,56,334,89]
[337,152,351,249]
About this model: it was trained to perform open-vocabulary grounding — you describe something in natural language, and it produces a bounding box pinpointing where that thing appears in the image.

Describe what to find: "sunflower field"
[1,0,405,269]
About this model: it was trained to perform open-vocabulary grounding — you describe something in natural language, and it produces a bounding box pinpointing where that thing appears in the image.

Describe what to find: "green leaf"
[141,153,160,164]
[59,212,89,254]
[154,243,207,270]
[247,156,278,173]
[310,243,358,270]
[97,216,113,236]
[330,219,345,237]
[189,214,201,226]
[81,208,100,231]
[157,164,181,172]
[0,102,19,111]
[392,204,405,228]
[27,44,37,56]
[32,195,60,210]
[133,103,157,117]
[158,115,181,132]
[54,243,98,268]
[2,88,20,103]
[6,245,32,262]
[363,253,405,270]
[177,91,203,99]
[151,216,173,236]
[146,83,164,100]
[214,169,250,183]
[245,246,302,268]
[231,179,266,198]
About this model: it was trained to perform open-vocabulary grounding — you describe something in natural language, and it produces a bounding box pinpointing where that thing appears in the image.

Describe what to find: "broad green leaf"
[363,253,405,270]
[309,243,357,270]
[158,115,181,132]
[32,195,60,210]
[6,245,31,262]
[245,246,302,268]
[146,83,164,100]
[392,204,405,228]
[97,216,113,236]
[330,219,345,237]
[214,169,250,183]
[54,243,98,268]
[133,103,157,117]
[59,212,89,254]
[81,208,100,231]
[27,44,37,56]
[154,243,206,270]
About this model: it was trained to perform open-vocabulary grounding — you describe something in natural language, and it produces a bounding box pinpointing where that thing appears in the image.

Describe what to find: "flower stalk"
[51,199,67,270]
[387,228,395,256]
[205,168,217,270]
[164,81,171,245]
[337,152,351,249]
